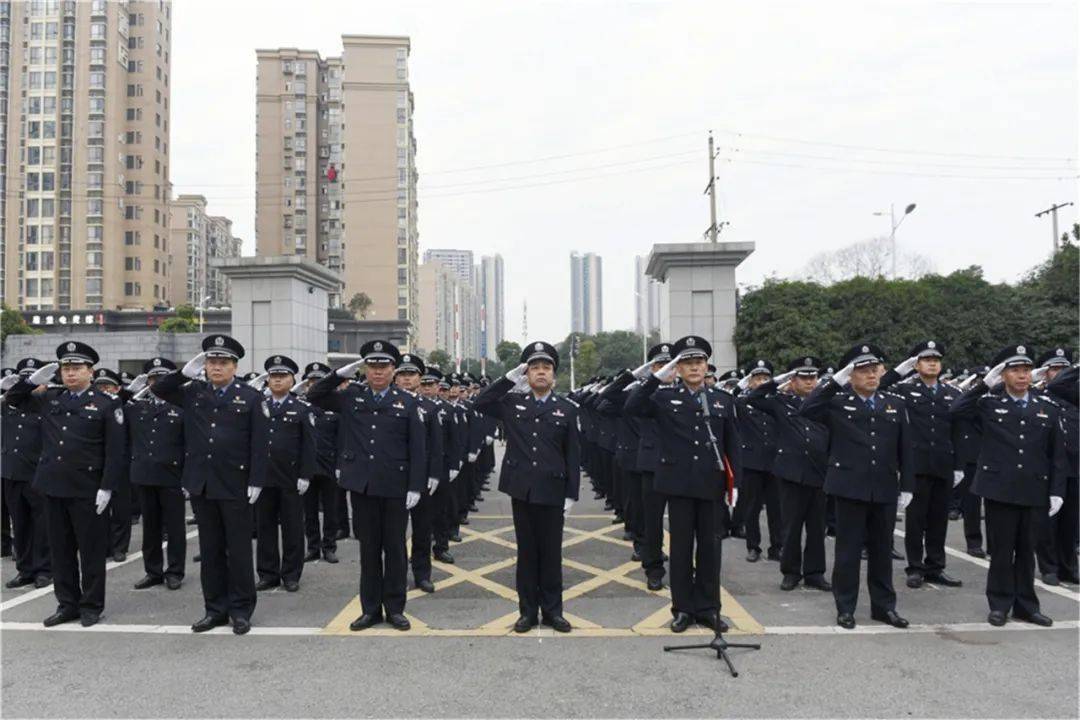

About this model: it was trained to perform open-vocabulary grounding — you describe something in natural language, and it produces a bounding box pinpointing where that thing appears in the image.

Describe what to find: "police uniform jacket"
[264,394,319,488]
[879,370,957,480]
[151,373,269,501]
[625,375,742,501]
[950,383,1068,506]
[125,395,184,487]
[306,377,426,498]
[734,392,777,473]
[474,377,581,507]
[309,404,339,479]
[744,380,828,488]
[1,397,42,483]
[596,372,642,473]
[5,380,126,498]
[417,394,446,487]
[1044,367,1079,478]
[446,401,469,474]
[464,399,487,460]
[799,380,915,503]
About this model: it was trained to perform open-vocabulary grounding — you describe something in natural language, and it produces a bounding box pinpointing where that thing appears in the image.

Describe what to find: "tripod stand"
[663,629,761,678]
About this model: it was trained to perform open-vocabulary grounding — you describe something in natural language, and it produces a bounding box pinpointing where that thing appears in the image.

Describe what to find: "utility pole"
[704,131,719,243]
[1035,202,1074,253]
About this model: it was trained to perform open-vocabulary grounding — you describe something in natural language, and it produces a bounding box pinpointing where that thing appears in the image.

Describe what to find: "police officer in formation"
[295,362,341,565]
[1034,348,1079,585]
[734,360,782,563]
[90,367,135,563]
[474,341,579,633]
[420,365,462,565]
[306,340,427,632]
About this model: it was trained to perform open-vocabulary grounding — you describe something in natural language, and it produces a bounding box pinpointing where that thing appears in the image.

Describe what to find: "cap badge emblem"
[214,337,225,347]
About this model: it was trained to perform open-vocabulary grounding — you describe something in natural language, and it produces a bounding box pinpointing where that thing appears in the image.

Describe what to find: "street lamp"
[873,203,917,279]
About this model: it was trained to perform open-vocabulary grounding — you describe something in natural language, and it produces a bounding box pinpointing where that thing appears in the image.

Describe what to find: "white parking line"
[765,620,1080,635]
[0,530,199,613]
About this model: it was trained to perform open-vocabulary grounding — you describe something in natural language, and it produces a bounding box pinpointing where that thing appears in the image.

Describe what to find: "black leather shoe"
[191,615,229,633]
[468,505,479,512]
[1014,611,1053,627]
[1041,573,1060,586]
[631,550,641,562]
[434,549,455,564]
[193,554,201,563]
[804,576,832,592]
[283,580,300,593]
[925,572,962,587]
[646,577,665,591]
[80,612,100,627]
[542,615,572,633]
[112,551,127,563]
[670,612,693,633]
[871,609,909,628]
[133,575,164,590]
[987,611,1007,626]
[837,613,856,629]
[322,549,339,564]
[967,546,986,559]
[349,613,382,631]
[948,509,961,521]
[387,613,411,631]
[416,579,435,593]
[255,579,279,592]
[450,533,462,543]
[695,612,729,633]
[513,615,537,633]
[780,575,800,591]
[5,574,35,588]
[746,549,761,563]
[165,576,182,590]
[33,575,52,589]
[43,609,80,628]
[906,573,924,589]
[303,549,321,563]
[232,617,251,635]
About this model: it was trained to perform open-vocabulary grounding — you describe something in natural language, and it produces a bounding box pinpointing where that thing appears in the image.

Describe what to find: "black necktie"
[865,397,875,412]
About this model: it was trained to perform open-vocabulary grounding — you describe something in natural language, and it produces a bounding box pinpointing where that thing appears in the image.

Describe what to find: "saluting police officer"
[256,355,318,593]
[2,342,126,627]
[126,358,187,590]
[952,366,989,558]
[296,362,341,565]
[625,335,742,634]
[1,359,51,589]
[800,343,914,630]
[734,359,782,563]
[951,344,1068,626]
[635,344,675,591]
[420,366,460,565]
[879,340,964,589]
[307,340,427,631]
[90,368,134,563]
[1034,348,1079,585]
[475,341,580,633]
[152,334,269,635]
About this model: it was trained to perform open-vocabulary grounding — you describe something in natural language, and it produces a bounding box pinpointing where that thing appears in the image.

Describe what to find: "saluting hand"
[248,372,268,390]
[831,361,856,387]
[182,352,207,379]
[631,361,653,380]
[126,373,148,395]
[335,359,364,378]
[654,358,679,383]
[505,362,528,384]
[28,362,59,386]
[894,355,920,376]
[983,362,1006,389]
[0,374,18,391]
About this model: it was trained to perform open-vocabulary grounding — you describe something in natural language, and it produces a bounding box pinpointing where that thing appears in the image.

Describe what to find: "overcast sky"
[171,0,1079,343]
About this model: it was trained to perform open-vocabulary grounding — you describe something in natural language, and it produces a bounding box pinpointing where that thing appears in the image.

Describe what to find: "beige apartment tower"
[255,35,418,341]
[1,0,173,311]
[168,194,241,308]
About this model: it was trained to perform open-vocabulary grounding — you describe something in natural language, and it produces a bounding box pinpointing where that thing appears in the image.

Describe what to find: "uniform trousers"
[511,497,564,620]
[1036,476,1080,581]
[45,495,107,616]
[139,485,186,580]
[666,494,720,617]
[904,473,950,576]
[779,480,826,580]
[303,474,338,554]
[190,495,256,621]
[3,478,50,579]
[984,498,1040,616]
[743,468,782,554]
[832,496,897,615]
[640,472,667,581]
[409,490,434,582]
[107,475,132,556]
[256,486,305,585]
[353,491,408,616]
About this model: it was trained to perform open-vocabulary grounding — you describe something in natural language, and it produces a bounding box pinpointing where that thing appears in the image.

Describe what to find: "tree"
[347,292,373,319]
[495,340,522,365]
[803,236,934,285]
[427,349,451,372]
[158,304,199,333]
[1,303,39,344]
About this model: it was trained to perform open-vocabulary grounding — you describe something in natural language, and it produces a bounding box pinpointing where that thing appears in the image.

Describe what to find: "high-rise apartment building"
[570,251,602,335]
[478,253,504,359]
[168,194,240,307]
[1,0,173,311]
[423,248,473,286]
[634,254,660,338]
[255,35,418,340]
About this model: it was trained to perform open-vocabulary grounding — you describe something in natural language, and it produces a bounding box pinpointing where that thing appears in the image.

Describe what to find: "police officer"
[394,353,444,593]
[626,335,742,633]
[256,355,317,593]
[951,345,1067,626]
[597,368,648,561]
[127,358,187,590]
[800,343,914,630]
[1,359,51,589]
[307,341,426,631]
[734,360,782,563]
[952,366,989,557]
[879,340,964,589]
[1034,349,1078,585]
[91,368,134,563]
[152,335,269,635]
[297,362,341,565]
[744,356,831,591]
[421,366,460,564]
[474,341,579,633]
[1,342,125,627]
[635,344,675,591]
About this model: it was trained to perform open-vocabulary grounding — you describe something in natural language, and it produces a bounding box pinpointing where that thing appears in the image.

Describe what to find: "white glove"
[654,358,679,383]
[248,372,268,390]
[449,469,459,482]
[0,374,19,391]
[126,373,148,395]
[336,359,364,378]
[726,487,739,511]
[959,374,979,390]
[983,362,1006,389]
[631,361,653,380]
[773,370,795,387]
[1049,496,1064,517]
[297,478,310,495]
[467,452,478,463]
[182,488,190,500]
[832,361,856,387]
[182,352,207,379]
[1031,366,1048,384]
[485,435,494,446]
[291,378,307,395]
[427,477,439,494]
[898,491,913,512]
[736,374,751,391]
[895,355,919,376]
[953,470,964,487]
[512,376,531,394]
[405,491,421,510]
[28,362,59,386]
[95,489,112,515]
[247,486,262,505]
[505,362,528,384]
[563,497,575,517]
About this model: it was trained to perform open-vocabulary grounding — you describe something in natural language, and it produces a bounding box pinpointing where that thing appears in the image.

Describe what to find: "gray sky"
[171,0,1079,344]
